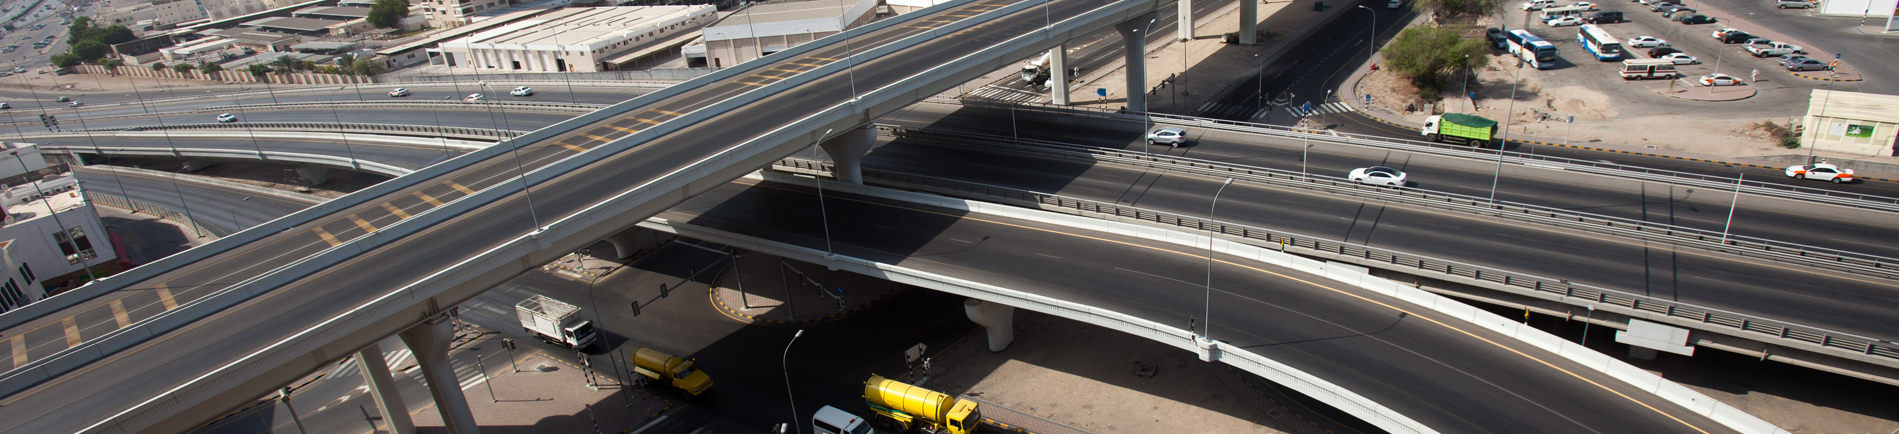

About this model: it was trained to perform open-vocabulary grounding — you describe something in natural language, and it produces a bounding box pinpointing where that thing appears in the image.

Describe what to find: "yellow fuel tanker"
[862,374,980,434]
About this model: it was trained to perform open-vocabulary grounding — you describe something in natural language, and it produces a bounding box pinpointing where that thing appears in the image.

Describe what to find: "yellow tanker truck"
[862,374,981,434]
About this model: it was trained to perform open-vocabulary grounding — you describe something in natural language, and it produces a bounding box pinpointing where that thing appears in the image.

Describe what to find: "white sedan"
[464,93,485,102]
[1698,73,1742,86]
[1546,16,1584,26]
[1349,166,1408,187]
[1626,36,1667,48]
[1785,163,1854,183]
[510,86,534,96]
[216,113,238,123]
[1658,53,1698,64]
[1572,1,1598,9]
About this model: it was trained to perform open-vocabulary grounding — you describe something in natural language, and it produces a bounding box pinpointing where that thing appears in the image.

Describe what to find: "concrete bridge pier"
[817,126,876,185]
[1240,0,1257,44]
[398,315,481,434]
[603,228,650,259]
[1177,0,1194,41]
[295,166,329,185]
[1115,11,1163,113]
[1048,45,1070,105]
[964,299,1015,351]
[357,345,417,434]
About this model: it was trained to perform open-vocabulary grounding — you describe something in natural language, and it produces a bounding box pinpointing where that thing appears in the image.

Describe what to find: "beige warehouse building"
[692,0,877,68]
[438,5,716,73]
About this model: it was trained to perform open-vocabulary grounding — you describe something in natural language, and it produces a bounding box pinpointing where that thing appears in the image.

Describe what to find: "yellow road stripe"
[557,142,588,152]
[806,56,839,61]
[109,299,130,328]
[311,227,343,247]
[347,215,378,233]
[653,109,685,116]
[445,181,475,195]
[734,81,771,87]
[735,181,1716,434]
[61,317,80,348]
[156,285,178,310]
[606,125,642,134]
[580,133,617,143]
[381,203,410,219]
[10,335,24,368]
[787,62,825,68]
[414,192,444,206]
[628,118,661,125]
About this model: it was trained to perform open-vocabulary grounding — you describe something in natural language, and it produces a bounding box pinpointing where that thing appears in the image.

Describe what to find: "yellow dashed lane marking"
[109,299,130,328]
[348,215,378,233]
[806,57,839,61]
[381,203,410,219]
[628,118,662,125]
[580,133,617,143]
[557,142,588,152]
[606,125,642,134]
[312,227,343,247]
[10,335,24,368]
[60,317,80,348]
[734,81,771,87]
[414,192,445,206]
[156,285,178,310]
[445,181,476,195]
[653,109,685,116]
[787,62,825,68]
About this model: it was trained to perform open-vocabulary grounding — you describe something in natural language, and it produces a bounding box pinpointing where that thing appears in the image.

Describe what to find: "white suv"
[1775,0,1815,8]
[1146,127,1187,147]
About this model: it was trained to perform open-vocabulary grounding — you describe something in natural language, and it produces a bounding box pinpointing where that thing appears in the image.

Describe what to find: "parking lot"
[1496,0,1859,117]
[0,0,85,81]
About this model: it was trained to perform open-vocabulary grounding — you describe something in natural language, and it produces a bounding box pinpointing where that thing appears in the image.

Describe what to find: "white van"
[1619,59,1678,80]
[812,406,872,434]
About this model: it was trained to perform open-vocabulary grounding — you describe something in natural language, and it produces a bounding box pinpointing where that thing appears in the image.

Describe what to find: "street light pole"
[812,129,836,257]
[782,329,805,434]
[1204,178,1233,341]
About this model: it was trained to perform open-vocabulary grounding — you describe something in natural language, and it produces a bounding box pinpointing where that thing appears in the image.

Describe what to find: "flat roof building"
[438,5,717,73]
[1802,89,1899,157]
[694,0,876,68]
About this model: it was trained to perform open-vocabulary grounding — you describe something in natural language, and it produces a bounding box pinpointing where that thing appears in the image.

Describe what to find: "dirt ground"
[1356,17,1797,156]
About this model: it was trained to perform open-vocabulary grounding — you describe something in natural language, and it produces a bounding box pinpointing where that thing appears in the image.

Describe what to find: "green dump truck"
[1421,113,1498,147]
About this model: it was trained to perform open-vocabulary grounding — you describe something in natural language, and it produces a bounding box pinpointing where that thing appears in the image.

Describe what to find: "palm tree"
[271,55,300,74]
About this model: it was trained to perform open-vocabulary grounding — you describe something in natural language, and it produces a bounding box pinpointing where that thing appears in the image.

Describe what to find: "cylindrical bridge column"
[817,126,876,185]
[399,315,482,434]
[358,344,417,434]
[1115,12,1163,113]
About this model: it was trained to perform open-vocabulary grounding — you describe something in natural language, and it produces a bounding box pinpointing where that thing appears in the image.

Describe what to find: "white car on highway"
[1349,166,1408,187]
[1146,127,1187,147]
[1625,36,1667,48]
[510,86,534,96]
[388,88,410,97]
[1785,163,1854,183]
[216,113,238,123]
[464,93,485,102]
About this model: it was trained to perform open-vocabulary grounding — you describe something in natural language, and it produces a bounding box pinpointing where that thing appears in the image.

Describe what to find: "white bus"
[1618,59,1677,79]
[1576,24,1622,60]
[1539,6,1589,22]
[1505,29,1561,69]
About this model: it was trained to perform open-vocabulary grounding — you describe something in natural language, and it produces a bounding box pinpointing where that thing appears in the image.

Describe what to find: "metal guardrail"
[125,122,521,140]
[958,99,1899,213]
[882,125,1899,281]
[771,159,1899,365]
[0,101,600,130]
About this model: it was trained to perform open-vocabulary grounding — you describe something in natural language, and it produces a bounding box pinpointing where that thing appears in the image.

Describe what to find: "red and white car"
[1785,163,1854,183]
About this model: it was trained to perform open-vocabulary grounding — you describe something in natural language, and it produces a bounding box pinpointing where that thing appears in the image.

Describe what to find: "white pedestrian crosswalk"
[961,85,1046,104]
[1285,101,1357,119]
[1193,102,1276,120]
[325,340,413,380]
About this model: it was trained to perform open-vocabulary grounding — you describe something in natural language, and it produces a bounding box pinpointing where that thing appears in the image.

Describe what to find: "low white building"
[0,240,45,313]
[438,5,717,73]
[1802,89,1899,156]
[694,0,877,69]
[0,172,115,303]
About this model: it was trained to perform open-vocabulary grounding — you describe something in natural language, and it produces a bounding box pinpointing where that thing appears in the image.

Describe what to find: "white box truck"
[515,295,599,349]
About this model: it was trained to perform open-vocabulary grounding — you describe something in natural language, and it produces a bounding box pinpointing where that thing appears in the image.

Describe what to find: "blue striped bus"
[1576,24,1622,60]
[1505,29,1561,69]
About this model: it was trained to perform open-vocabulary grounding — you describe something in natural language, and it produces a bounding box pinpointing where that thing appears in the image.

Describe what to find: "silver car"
[1146,127,1186,147]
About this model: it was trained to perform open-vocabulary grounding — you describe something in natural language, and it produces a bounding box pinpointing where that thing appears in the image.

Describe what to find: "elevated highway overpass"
[0,0,1880,431]
[0,0,1278,431]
